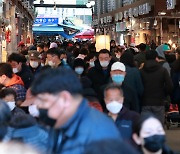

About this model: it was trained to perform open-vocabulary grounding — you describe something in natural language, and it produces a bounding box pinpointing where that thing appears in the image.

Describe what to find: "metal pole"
[160,17,163,44]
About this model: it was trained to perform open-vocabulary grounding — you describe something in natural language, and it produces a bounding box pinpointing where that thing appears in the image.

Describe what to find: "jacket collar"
[60,99,89,138]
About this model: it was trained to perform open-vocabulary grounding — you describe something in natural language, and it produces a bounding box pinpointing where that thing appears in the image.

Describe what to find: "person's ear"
[19,62,22,67]
[132,133,141,145]
[59,91,71,108]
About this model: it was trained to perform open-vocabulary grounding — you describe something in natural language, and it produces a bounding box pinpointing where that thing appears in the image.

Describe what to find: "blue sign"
[34,18,59,25]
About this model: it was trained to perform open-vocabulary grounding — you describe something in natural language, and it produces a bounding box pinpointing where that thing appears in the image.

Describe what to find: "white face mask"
[48,60,56,67]
[75,67,84,75]
[106,101,123,114]
[7,101,16,111]
[13,68,19,73]
[28,105,39,117]
[41,63,45,67]
[100,61,109,68]
[63,58,67,63]
[30,61,39,68]
[89,61,95,67]
[116,54,121,59]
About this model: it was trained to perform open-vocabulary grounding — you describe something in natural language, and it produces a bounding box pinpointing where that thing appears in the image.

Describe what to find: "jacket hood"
[156,44,170,59]
[143,60,161,72]
[6,74,24,87]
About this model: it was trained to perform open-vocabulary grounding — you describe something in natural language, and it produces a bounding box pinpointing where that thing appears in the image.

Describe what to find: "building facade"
[93,0,180,46]
[0,0,35,62]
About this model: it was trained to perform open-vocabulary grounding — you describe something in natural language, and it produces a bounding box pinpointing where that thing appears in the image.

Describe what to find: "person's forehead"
[106,88,121,96]
[111,70,124,73]
[99,53,110,58]
[10,61,19,65]
[141,118,162,132]
[30,57,39,61]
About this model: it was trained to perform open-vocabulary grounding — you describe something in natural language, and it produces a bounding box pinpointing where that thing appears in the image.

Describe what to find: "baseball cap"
[49,42,58,49]
[111,62,126,72]
[28,50,40,60]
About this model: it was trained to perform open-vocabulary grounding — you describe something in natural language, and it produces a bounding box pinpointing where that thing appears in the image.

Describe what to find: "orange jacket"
[6,74,24,87]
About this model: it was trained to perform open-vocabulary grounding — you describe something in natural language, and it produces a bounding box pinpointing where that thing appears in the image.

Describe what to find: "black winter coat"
[87,59,115,108]
[140,60,173,106]
[16,64,34,89]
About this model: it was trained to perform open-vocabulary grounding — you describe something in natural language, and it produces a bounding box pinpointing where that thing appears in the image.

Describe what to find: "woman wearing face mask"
[104,83,140,141]
[132,114,174,154]
[0,86,26,115]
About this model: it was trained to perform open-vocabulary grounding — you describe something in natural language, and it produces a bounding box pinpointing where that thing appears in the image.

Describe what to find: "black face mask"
[144,135,166,152]
[39,109,57,127]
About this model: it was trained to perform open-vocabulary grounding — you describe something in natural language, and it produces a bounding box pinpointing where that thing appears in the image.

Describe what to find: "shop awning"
[33,25,79,39]
[33,25,64,35]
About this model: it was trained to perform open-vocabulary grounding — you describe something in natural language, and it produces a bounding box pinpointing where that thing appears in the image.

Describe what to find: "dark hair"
[146,50,158,60]
[8,53,25,63]
[120,50,135,67]
[73,58,86,69]
[104,83,123,97]
[79,48,89,56]
[0,88,16,101]
[98,49,111,57]
[0,100,11,140]
[138,43,146,52]
[44,43,49,48]
[46,48,60,59]
[85,53,96,61]
[84,139,138,154]
[9,113,36,129]
[37,43,44,49]
[0,63,13,78]
[110,40,116,44]
[31,68,83,96]
[132,113,157,136]
[114,48,123,53]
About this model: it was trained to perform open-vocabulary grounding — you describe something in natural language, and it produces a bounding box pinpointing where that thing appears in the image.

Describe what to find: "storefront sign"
[115,13,119,22]
[128,8,133,17]
[34,18,59,25]
[107,16,112,23]
[167,0,176,10]
[119,12,123,20]
[122,0,134,6]
[124,10,129,19]
[133,7,139,17]
[138,3,151,15]
[100,18,104,24]
[104,17,107,23]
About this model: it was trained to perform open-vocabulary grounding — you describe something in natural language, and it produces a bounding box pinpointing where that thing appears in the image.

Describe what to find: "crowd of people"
[0,39,179,154]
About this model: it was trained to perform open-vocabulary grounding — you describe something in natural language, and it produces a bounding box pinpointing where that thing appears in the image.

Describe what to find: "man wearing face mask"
[110,62,140,112]
[46,48,68,68]
[0,63,26,106]
[87,49,115,110]
[28,51,42,78]
[104,84,140,141]
[31,68,121,154]
[8,53,34,89]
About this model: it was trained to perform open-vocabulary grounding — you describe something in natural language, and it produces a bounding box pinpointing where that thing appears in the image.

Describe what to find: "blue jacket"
[115,107,140,141]
[53,99,121,154]
[4,125,49,154]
